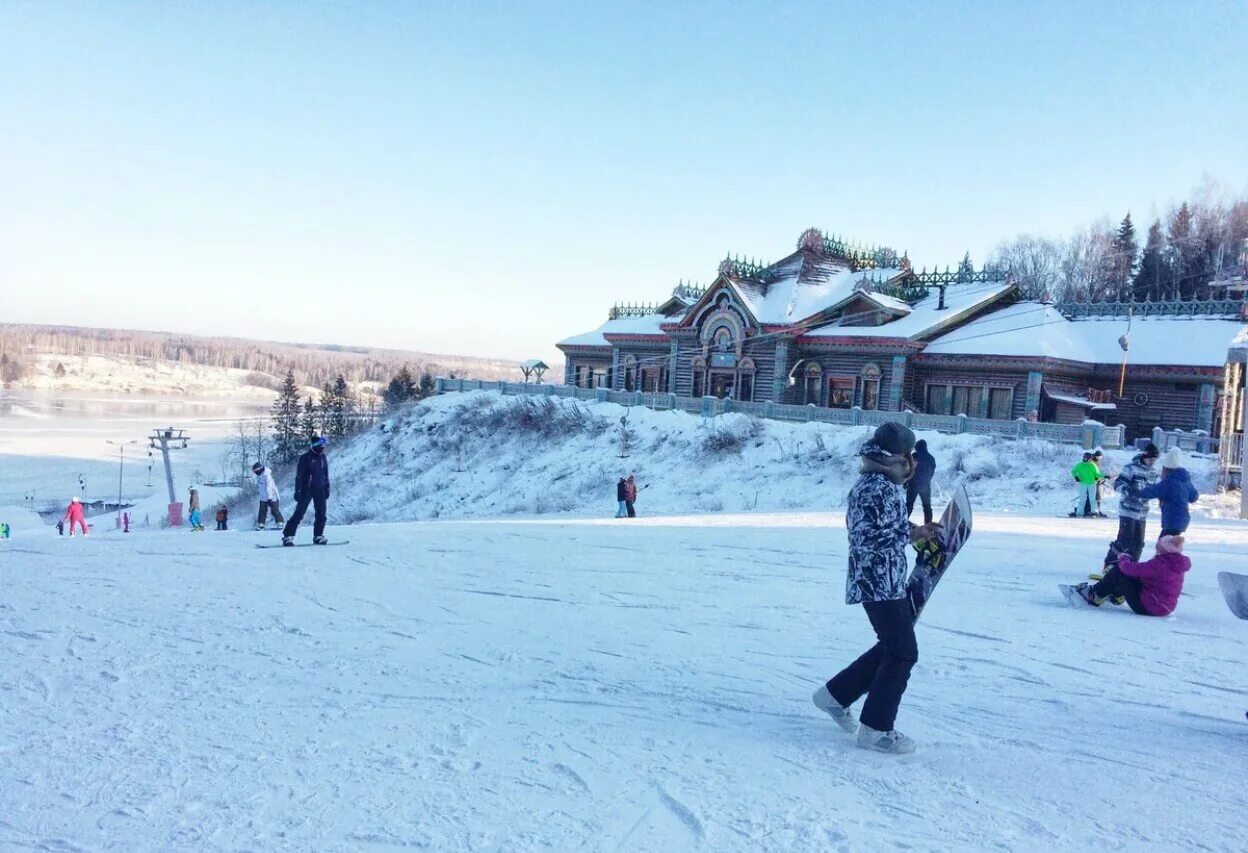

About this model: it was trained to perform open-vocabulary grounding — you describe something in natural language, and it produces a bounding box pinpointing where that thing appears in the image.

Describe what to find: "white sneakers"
[856,724,916,755]
[813,685,916,754]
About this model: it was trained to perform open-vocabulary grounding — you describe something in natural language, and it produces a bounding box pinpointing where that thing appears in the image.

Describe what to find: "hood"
[1165,467,1191,484]
[859,441,912,484]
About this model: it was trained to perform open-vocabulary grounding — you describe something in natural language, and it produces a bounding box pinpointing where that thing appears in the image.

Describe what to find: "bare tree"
[988,235,1063,301]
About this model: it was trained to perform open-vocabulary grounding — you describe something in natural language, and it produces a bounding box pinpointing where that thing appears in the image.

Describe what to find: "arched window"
[803,362,822,405]
[859,362,882,410]
[713,328,733,352]
[737,357,756,402]
[622,354,637,392]
[692,356,707,398]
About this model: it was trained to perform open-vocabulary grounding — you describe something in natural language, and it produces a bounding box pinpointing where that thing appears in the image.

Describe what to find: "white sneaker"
[811,685,858,733]
[856,724,916,754]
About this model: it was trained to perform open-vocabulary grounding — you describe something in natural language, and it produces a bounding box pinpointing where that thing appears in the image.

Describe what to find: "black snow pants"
[906,482,933,525]
[826,598,918,732]
[283,494,326,539]
[1091,567,1151,615]
[1104,516,1146,568]
[257,500,285,526]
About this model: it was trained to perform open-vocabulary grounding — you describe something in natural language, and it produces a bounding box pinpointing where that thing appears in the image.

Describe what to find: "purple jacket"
[1118,551,1191,616]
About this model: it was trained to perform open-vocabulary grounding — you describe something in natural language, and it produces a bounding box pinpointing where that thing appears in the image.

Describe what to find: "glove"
[1117,553,1131,568]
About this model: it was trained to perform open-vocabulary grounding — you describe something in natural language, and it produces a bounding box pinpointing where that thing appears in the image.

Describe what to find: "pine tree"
[418,372,436,399]
[1133,220,1164,301]
[1166,203,1196,299]
[1111,213,1138,300]
[301,395,319,443]
[332,374,353,436]
[956,252,974,281]
[383,365,418,408]
[271,369,303,463]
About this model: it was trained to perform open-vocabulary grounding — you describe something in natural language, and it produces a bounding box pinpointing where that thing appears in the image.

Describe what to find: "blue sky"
[2,1,1245,362]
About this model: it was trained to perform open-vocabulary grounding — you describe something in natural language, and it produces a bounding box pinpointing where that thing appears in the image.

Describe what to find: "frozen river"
[0,390,271,507]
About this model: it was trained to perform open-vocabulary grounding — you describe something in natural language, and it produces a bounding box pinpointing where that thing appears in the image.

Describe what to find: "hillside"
[322,391,1226,525]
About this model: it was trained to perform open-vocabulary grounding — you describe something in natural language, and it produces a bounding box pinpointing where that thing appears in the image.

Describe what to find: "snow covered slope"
[2,513,1246,849]
[18,353,283,397]
[325,391,1224,525]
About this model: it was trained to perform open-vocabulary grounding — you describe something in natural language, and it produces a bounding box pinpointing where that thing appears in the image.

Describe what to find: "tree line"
[990,179,1248,304]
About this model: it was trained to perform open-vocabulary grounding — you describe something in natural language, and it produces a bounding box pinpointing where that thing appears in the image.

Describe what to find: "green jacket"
[1071,460,1103,484]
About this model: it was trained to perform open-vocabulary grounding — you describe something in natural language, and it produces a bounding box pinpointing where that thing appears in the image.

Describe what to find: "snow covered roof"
[1231,326,1248,363]
[1047,392,1116,410]
[520,359,549,370]
[803,280,1014,340]
[557,313,669,348]
[924,302,1248,367]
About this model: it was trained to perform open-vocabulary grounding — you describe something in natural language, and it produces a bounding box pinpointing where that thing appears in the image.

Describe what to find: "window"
[622,355,637,392]
[859,363,882,411]
[927,384,1014,420]
[803,363,822,405]
[828,377,854,409]
[737,358,756,402]
[989,388,1013,420]
[575,366,591,388]
[926,384,948,415]
[692,357,706,398]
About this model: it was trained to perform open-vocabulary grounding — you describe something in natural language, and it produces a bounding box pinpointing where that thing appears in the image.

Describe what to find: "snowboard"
[255,541,351,549]
[1218,572,1248,620]
[908,483,973,622]
[1058,584,1096,608]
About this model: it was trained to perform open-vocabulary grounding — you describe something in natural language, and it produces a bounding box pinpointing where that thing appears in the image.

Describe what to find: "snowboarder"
[1066,535,1190,615]
[1101,443,1159,570]
[64,497,88,537]
[812,423,942,755]
[282,436,331,546]
[1070,452,1101,518]
[215,505,228,531]
[252,462,285,530]
[615,477,628,518]
[1091,449,1108,516]
[624,474,638,518]
[906,438,935,524]
[187,487,204,531]
[1138,448,1199,537]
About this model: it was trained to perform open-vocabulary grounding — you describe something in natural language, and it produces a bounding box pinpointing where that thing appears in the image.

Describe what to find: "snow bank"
[324,391,1222,525]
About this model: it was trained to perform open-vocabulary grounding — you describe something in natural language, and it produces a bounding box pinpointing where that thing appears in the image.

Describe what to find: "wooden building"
[558,228,1248,441]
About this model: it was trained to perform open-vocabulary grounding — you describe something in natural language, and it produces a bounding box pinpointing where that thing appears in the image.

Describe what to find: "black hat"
[1142,443,1160,459]
[871,422,916,457]
[252,462,264,473]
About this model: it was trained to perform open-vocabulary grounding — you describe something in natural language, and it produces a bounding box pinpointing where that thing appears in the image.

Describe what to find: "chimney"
[938,284,947,310]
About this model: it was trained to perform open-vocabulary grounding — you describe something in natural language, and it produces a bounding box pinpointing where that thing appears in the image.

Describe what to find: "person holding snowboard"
[1067,534,1190,615]
[253,462,285,530]
[282,436,331,546]
[615,477,628,518]
[624,474,638,518]
[1138,448,1199,537]
[64,496,89,537]
[906,439,935,524]
[1101,443,1159,569]
[812,423,941,755]
[215,505,228,531]
[1070,452,1101,518]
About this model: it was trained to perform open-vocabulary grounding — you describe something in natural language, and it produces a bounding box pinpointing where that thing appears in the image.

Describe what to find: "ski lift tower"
[149,427,190,526]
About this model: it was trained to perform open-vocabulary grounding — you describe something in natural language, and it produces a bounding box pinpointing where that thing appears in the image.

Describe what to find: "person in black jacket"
[282,436,331,546]
[615,477,628,518]
[906,439,936,524]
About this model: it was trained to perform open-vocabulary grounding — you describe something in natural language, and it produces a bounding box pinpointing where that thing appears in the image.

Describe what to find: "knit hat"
[310,436,328,449]
[1156,535,1185,555]
[1141,443,1160,459]
[1161,447,1184,469]
[870,422,916,457]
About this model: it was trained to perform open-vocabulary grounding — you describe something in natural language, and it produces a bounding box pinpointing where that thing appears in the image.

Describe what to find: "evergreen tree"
[271,369,303,462]
[956,252,974,281]
[331,374,353,436]
[1133,220,1164,301]
[1166,202,1197,299]
[1111,213,1138,300]
[383,365,418,408]
[418,372,436,399]
[320,381,338,438]
[301,395,319,442]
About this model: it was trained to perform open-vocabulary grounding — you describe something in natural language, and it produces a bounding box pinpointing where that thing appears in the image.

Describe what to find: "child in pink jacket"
[1072,535,1190,615]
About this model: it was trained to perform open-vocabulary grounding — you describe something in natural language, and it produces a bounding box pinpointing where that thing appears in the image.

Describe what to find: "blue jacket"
[1113,454,1159,521]
[1139,468,1198,533]
[294,449,331,501]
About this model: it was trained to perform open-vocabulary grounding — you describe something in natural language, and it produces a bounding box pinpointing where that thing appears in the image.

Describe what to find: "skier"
[615,477,628,518]
[624,474,638,518]
[1070,452,1101,518]
[215,505,228,531]
[1138,448,1199,537]
[1101,443,1159,570]
[56,519,64,536]
[812,423,942,755]
[64,497,88,537]
[252,462,285,530]
[1067,535,1190,615]
[906,438,935,524]
[282,436,331,546]
[187,487,204,531]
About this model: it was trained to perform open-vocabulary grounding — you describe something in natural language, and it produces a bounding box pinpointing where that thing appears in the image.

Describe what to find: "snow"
[558,313,670,348]
[742,265,907,326]
[17,353,283,398]
[3,508,1247,848]
[0,503,48,534]
[803,281,1014,340]
[924,302,1248,366]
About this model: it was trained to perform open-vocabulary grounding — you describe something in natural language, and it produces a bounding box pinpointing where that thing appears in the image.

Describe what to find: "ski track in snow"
[1,512,1247,850]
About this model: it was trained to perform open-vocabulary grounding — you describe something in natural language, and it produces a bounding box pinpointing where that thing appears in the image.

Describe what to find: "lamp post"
[105,440,137,529]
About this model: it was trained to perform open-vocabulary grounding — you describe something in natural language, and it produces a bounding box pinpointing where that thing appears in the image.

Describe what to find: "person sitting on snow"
[1070,534,1190,616]
[1138,447,1199,537]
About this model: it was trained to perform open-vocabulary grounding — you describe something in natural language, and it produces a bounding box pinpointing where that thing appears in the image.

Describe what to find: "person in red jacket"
[64,497,89,537]
[1069,535,1191,615]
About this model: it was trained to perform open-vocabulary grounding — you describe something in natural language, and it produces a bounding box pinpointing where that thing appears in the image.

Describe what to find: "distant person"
[1091,449,1108,517]
[253,462,285,530]
[624,474,638,518]
[1102,443,1160,569]
[1070,452,1101,518]
[122,512,131,533]
[0,522,9,539]
[215,505,228,531]
[64,496,88,537]
[56,519,65,536]
[906,439,936,524]
[282,436,331,546]
[188,487,204,531]
[615,477,628,518]
[1139,448,1199,537]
